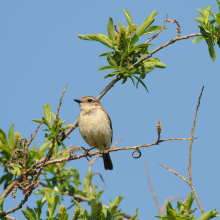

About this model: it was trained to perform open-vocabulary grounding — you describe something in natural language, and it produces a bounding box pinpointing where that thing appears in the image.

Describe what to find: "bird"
[74,96,113,170]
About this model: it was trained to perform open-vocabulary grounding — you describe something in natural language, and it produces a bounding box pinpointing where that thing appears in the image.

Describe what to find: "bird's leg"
[87,146,96,152]
[80,146,96,162]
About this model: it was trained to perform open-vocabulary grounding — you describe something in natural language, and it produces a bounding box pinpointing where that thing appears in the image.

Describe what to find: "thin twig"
[133,15,168,58]
[129,33,201,70]
[32,141,56,184]
[2,195,29,216]
[145,162,162,216]
[5,215,18,220]
[88,155,101,172]
[92,172,107,188]
[160,196,184,214]
[23,119,44,182]
[40,137,197,168]
[145,162,184,216]
[114,25,119,34]
[188,86,205,214]
[167,19,181,37]
[159,87,205,214]
[54,84,68,127]
[110,137,124,149]
[159,164,189,184]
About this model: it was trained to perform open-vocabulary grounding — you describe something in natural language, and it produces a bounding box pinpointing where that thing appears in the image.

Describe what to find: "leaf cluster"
[19,166,140,220]
[33,104,72,156]
[78,9,166,91]
[0,124,21,188]
[155,193,219,220]
[192,1,220,61]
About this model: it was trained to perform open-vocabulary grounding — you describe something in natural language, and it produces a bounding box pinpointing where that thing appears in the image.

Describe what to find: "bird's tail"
[103,152,113,170]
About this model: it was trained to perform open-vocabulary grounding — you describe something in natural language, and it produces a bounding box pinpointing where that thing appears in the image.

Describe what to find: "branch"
[129,33,201,70]
[145,162,162,216]
[23,119,44,182]
[188,86,205,214]
[5,216,18,220]
[159,87,205,215]
[54,84,68,127]
[133,15,169,59]
[159,164,189,184]
[160,196,184,214]
[2,195,29,216]
[40,137,197,168]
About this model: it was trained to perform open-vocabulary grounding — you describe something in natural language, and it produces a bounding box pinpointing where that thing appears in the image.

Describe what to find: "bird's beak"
[74,99,82,103]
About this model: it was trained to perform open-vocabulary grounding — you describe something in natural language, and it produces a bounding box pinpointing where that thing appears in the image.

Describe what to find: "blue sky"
[0,0,220,219]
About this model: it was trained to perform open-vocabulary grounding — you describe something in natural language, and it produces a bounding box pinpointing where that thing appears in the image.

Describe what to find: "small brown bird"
[74,96,113,170]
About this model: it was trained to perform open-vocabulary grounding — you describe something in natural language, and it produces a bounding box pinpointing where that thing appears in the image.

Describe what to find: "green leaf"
[142,25,163,35]
[98,66,119,71]
[136,63,155,76]
[89,185,97,217]
[130,34,139,48]
[210,11,220,25]
[122,76,127,84]
[51,195,60,218]
[132,208,139,220]
[27,151,37,167]
[0,144,13,154]
[204,6,211,24]
[58,140,66,149]
[73,169,80,192]
[136,18,154,36]
[194,18,204,23]
[192,36,205,43]
[8,124,14,147]
[83,171,93,195]
[144,10,159,22]
[197,210,219,220]
[27,206,37,220]
[122,9,133,35]
[78,34,114,49]
[130,76,136,86]
[107,54,117,66]
[208,41,216,61]
[197,8,206,21]
[216,0,220,12]
[155,62,167,68]
[21,209,36,220]
[62,124,72,130]
[9,163,22,176]
[104,72,120,78]
[186,192,195,212]
[133,75,149,92]
[53,142,59,157]
[107,17,115,44]
[0,198,4,216]
[0,129,8,146]
[35,199,45,220]
[32,119,46,126]
[99,51,114,57]
[130,43,153,53]
[72,199,84,214]
[43,104,51,126]
[107,195,124,220]
[37,142,51,155]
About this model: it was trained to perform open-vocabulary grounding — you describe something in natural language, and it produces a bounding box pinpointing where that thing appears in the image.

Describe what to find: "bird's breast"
[78,108,112,150]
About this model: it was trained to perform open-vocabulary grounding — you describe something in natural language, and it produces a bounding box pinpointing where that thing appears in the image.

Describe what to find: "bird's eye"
[88,99,93,102]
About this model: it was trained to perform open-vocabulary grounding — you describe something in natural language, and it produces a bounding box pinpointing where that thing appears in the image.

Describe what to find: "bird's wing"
[103,109,113,143]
